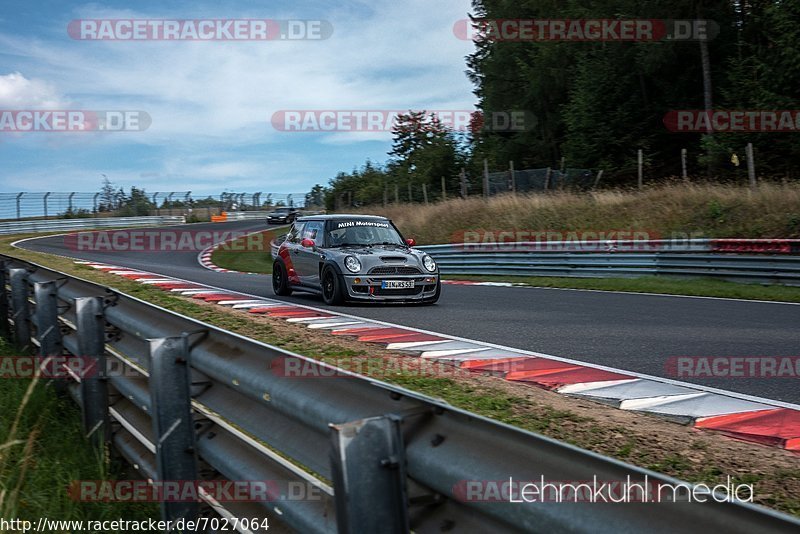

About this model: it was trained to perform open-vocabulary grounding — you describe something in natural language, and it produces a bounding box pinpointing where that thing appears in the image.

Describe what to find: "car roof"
[297,214,390,222]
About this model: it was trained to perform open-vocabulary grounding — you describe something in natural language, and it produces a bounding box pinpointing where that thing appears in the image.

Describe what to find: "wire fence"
[0,191,308,221]
[486,167,597,195]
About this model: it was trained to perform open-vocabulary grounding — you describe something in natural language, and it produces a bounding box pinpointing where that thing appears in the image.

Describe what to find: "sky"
[0,0,476,197]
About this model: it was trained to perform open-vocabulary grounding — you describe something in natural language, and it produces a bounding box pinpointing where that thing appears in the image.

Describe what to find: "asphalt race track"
[17,220,800,404]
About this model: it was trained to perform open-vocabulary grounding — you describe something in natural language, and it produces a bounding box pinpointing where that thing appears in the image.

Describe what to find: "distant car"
[272,214,440,305]
[266,207,299,225]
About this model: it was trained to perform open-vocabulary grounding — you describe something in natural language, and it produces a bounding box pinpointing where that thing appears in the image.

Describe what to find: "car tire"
[422,280,441,305]
[272,261,293,296]
[321,267,345,305]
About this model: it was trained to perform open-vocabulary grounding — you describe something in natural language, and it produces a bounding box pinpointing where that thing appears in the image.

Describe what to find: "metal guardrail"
[1,255,798,533]
[418,240,800,286]
[265,237,800,285]
[224,210,325,222]
[0,215,186,235]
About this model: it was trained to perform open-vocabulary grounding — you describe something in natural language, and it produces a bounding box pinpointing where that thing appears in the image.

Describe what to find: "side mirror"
[301,238,315,248]
[405,238,416,246]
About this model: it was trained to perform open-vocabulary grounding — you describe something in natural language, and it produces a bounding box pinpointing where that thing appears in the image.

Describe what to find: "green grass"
[445,274,800,303]
[0,337,157,523]
[209,227,287,274]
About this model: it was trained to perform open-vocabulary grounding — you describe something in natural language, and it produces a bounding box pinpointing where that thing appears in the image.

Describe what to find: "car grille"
[380,256,407,262]
[368,266,422,275]
[373,286,424,297]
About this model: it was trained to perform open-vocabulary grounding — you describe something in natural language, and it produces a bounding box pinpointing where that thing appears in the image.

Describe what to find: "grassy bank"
[352,182,800,244]
[0,337,157,523]
[450,275,800,303]
[208,226,287,274]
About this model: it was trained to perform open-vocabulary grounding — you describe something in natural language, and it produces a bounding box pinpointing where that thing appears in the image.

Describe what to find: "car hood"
[329,244,414,255]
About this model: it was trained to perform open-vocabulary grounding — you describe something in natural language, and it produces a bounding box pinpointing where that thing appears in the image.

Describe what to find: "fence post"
[43,192,51,219]
[330,415,409,533]
[509,161,516,193]
[637,149,643,189]
[383,184,388,207]
[68,192,75,214]
[544,167,551,190]
[441,176,446,201]
[483,159,490,198]
[0,262,8,339]
[394,184,399,204]
[422,183,428,205]
[746,142,756,189]
[92,193,100,217]
[16,193,23,220]
[148,335,200,523]
[460,168,467,198]
[9,269,31,351]
[76,297,110,449]
[593,170,604,189]
[681,149,688,181]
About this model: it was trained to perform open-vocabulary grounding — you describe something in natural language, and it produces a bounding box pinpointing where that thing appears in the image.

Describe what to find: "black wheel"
[321,267,345,305]
[272,261,293,296]
[422,280,441,305]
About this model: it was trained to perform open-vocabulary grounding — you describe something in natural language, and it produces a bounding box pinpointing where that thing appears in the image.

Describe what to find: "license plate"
[381,280,414,289]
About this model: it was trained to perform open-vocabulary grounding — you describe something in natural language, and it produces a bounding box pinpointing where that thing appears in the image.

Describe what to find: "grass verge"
[209,227,286,274]
[0,336,157,523]
[2,233,799,517]
[445,274,800,303]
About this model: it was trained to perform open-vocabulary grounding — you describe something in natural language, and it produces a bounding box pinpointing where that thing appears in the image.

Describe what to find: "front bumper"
[342,273,439,301]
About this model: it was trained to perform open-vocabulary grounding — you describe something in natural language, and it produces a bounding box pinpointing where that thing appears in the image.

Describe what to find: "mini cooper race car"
[272,215,440,305]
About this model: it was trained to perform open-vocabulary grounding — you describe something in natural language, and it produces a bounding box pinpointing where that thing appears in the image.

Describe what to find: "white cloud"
[0,71,66,108]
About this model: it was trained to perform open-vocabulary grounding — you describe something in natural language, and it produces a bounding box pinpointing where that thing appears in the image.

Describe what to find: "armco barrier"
[0,215,186,235]
[418,240,800,286]
[1,255,799,533]
[263,237,800,286]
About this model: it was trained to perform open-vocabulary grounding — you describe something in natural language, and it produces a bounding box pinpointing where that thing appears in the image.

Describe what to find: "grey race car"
[272,215,440,305]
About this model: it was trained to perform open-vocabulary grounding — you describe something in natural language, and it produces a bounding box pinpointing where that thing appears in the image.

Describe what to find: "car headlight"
[344,256,361,273]
[422,254,436,272]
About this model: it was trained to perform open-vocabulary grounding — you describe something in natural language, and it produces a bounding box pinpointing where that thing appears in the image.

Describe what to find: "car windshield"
[275,207,292,213]
[326,220,405,247]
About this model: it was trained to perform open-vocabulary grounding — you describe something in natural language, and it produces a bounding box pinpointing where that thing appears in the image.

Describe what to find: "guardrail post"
[34,281,63,357]
[0,262,9,339]
[330,415,410,534]
[76,297,110,449]
[9,268,31,351]
[148,335,199,524]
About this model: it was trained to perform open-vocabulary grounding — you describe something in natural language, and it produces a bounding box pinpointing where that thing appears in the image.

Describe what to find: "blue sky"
[0,0,475,196]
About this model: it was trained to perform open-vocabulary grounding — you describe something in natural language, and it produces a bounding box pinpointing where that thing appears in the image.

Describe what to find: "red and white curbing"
[79,260,800,454]
[196,233,263,275]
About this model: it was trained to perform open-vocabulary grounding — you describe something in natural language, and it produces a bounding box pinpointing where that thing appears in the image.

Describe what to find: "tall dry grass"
[348,182,800,244]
